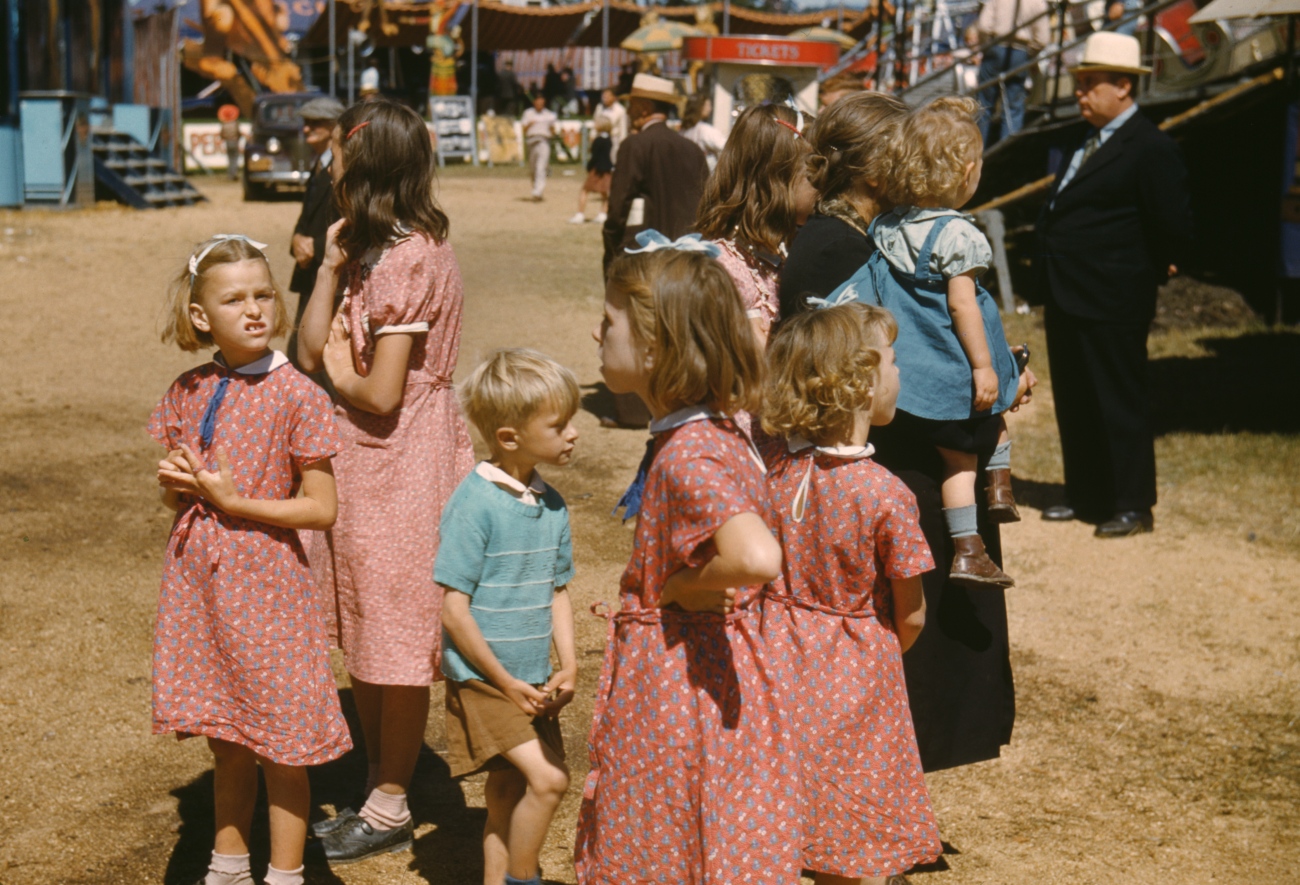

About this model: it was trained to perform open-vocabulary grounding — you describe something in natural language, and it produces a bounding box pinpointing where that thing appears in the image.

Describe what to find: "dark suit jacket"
[290,153,338,296]
[602,121,708,272]
[1035,110,1193,324]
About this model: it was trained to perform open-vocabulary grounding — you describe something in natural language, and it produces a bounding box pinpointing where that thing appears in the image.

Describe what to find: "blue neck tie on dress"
[199,375,231,447]
[612,437,657,522]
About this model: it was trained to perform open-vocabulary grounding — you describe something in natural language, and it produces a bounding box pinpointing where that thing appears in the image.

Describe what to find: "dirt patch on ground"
[1,173,1297,885]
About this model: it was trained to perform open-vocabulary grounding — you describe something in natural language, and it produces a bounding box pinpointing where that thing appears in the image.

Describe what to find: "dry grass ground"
[0,170,1297,885]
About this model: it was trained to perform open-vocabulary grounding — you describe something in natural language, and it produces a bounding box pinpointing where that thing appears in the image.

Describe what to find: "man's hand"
[972,366,1000,411]
[291,233,315,269]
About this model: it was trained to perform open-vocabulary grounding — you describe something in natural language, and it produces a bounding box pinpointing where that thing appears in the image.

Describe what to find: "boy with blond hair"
[436,349,580,885]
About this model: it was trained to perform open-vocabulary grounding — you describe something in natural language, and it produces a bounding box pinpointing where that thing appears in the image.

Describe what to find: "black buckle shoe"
[1042,505,1076,522]
[321,815,414,865]
[311,806,360,838]
[1095,510,1153,538]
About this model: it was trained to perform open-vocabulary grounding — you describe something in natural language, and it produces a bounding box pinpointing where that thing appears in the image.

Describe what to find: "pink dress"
[714,239,780,334]
[148,354,352,765]
[760,440,941,878]
[310,232,475,686]
[575,415,801,885]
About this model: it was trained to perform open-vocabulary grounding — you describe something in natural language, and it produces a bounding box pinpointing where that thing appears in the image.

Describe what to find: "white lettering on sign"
[735,42,802,62]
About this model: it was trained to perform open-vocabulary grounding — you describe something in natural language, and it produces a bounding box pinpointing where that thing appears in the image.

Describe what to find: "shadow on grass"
[1151,331,1300,435]
[162,687,479,885]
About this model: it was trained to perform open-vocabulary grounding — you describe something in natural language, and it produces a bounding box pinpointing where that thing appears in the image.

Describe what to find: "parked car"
[242,92,321,201]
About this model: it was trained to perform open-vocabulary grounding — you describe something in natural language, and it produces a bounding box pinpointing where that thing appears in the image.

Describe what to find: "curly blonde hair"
[885,95,983,207]
[761,303,897,444]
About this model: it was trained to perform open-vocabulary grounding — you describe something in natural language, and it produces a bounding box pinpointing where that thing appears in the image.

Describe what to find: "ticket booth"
[681,36,840,138]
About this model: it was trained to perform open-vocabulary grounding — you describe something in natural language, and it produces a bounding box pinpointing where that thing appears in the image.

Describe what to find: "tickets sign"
[681,36,840,69]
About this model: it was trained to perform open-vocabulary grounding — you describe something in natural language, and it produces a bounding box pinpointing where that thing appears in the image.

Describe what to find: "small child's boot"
[986,468,1020,524]
[950,534,1015,589]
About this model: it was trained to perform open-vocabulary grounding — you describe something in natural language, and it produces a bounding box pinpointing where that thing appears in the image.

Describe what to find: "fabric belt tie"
[199,376,231,448]
[765,592,881,620]
[172,500,221,569]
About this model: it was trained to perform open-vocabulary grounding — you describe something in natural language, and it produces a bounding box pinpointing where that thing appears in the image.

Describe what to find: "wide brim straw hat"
[629,73,679,104]
[1069,32,1152,76]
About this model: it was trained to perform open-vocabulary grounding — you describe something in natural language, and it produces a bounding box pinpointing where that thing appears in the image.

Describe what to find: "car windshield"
[258,100,305,128]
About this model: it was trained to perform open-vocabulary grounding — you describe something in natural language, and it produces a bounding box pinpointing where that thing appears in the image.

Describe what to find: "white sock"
[205,852,253,885]
[264,865,304,885]
[358,787,411,830]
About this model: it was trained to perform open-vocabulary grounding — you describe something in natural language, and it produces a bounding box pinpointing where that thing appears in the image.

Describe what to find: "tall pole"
[347,30,355,104]
[328,0,336,97]
[471,0,479,108]
[602,0,610,89]
[723,0,731,36]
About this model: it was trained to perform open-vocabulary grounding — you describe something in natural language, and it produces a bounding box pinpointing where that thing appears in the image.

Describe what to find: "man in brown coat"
[601,74,709,273]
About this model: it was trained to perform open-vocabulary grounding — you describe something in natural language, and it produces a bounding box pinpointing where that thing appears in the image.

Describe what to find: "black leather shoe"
[311,806,359,838]
[1095,510,1153,538]
[1042,505,1076,522]
[321,815,414,865]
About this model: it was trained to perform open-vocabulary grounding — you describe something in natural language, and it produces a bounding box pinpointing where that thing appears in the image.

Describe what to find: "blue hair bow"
[625,229,722,259]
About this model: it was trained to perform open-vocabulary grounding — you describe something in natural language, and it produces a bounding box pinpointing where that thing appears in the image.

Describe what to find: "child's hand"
[322,313,356,384]
[321,218,347,273]
[162,444,240,511]
[157,448,193,487]
[972,366,999,411]
[539,668,577,717]
[502,678,548,717]
[660,571,737,614]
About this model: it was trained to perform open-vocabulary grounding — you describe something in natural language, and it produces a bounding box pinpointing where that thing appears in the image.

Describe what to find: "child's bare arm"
[948,272,999,411]
[540,586,577,715]
[297,218,346,372]
[891,575,926,652]
[157,444,337,530]
[660,512,782,614]
[441,588,547,716]
[324,315,414,416]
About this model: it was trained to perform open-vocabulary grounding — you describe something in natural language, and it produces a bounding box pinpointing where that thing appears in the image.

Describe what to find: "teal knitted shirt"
[435,470,575,685]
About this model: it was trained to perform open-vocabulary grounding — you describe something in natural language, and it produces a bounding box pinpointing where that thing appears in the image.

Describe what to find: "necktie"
[199,376,231,448]
[1077,130,1101,170]
[612,437,657,522]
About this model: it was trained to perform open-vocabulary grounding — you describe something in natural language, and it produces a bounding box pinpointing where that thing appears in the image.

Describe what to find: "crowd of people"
[147,29,1190,885]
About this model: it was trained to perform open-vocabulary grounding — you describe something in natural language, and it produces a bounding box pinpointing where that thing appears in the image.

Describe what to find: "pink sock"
[205,852,253,885]
[264,865,304,885]
[358,787,411,830]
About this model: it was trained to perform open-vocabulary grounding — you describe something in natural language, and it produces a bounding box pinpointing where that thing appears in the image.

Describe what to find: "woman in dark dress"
[781,91,1019,774]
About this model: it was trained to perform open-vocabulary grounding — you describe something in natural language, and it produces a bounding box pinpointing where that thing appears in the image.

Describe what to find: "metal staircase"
[92,130,206,209]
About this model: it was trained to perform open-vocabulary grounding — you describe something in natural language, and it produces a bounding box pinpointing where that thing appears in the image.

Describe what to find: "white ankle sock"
[264,865,304,885]
[205,852,253,885]
[359,787,411,830]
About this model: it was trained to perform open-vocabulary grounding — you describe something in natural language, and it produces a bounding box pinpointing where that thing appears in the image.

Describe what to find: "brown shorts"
[444,679,566,778]
[582,169,611,195]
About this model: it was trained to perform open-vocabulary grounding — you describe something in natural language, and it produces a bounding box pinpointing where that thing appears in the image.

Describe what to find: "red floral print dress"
[761,438,942,878]
[575,412,801,885]
[148,353,352,765]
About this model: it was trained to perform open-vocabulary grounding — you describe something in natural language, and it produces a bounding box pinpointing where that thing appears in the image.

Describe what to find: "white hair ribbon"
[624,229,722,259]
[805,287,859,310]
[189,234,270,280]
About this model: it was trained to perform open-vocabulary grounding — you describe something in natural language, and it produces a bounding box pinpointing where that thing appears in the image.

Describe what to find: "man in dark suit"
[601,73,708,274]
[1035,33,1194,537]
[288,96,344,370]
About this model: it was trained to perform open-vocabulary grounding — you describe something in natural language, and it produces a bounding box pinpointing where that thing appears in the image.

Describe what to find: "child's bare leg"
[497,738,570,881]
[483,767,528,885]
[261,758,310,873]
[986,416,1020,523]
[374,684,430,794]
[577,189,589,214]
[209,738,258,856]
[937,447,978,509]
[813,873,886,885]
[350,675,384,791]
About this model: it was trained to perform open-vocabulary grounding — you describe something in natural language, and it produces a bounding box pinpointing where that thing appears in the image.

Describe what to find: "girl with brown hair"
[778,91,908,319]
[696,103,817,345]
[297,99,475,864]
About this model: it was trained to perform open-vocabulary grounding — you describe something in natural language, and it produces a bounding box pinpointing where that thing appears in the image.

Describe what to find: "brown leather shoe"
[950,534,1015,588]
[986,468,1021,523]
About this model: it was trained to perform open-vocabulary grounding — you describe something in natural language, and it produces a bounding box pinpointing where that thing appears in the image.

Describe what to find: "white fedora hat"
[1069,32,1151,76]
[629,73,678,104]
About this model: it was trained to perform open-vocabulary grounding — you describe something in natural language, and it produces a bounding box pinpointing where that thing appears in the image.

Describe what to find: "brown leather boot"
[950,534,1015,589]
[986,468,1021,524]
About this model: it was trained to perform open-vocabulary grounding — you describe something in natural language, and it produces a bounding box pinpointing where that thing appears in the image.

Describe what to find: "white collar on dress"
[214,350,290,375]
[787,434,876,460]
[650,405,720,434]
[476,461,547,505]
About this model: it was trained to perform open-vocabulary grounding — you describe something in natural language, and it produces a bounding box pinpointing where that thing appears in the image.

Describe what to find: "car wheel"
[242,174,264,202]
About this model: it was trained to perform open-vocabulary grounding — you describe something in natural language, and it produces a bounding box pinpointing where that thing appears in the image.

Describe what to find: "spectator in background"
[680,93,727,172]
[496,59,522,116]
[560,67,579,116]
[593,88,629,162]
[818,71,865,108]
[218,105,241,181]
[1105,0,1141,35]
[543,63,563,110]
[976,0,1050,143]
[616,63,635,98]
[521,93,558,201]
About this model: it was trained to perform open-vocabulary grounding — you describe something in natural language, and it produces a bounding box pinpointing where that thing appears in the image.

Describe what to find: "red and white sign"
[681,36,840,69]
